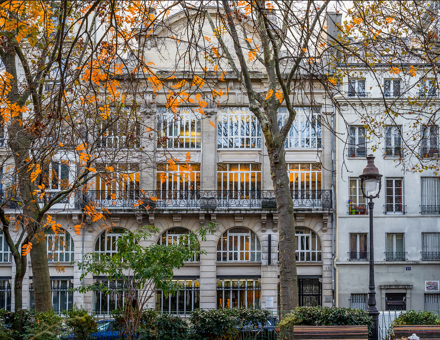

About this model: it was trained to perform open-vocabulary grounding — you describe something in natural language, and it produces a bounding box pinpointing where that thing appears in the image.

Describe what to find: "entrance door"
[298,278,322,306]
[385,293,406,310]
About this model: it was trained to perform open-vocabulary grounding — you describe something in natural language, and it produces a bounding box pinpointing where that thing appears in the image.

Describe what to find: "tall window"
[217,164,261,195]
[95,164,139,201]
[349,178,367,215]
[0,281,11,311]
[348,79,366,97]
[217,107,262,149]
[384,79,401,97]
[386,233,405,261]
[156,279,199,315]
[278,107,322,149]
[217,279,261,309]
[295,228,321,262]
[93,279,126,314]
[420,78,437,97]
[156,163,200,197]
[158,228,199,261]
[351,294,368,310]
[158,108,201,149]
[95,228,125,258]
[288,163,321,191]
[99,120,140,149]
[30,280,73,314]
[385,179,404,214]
[39,162,69,191]
[422,233,440,261]
[349,234,368,260]
[47,230,74,263]
[421,178,440,214]
[217,228,261,262]
[348,126,366,157]
[0,231,11,263]
[421,126,439,157]
[385,126,402,156]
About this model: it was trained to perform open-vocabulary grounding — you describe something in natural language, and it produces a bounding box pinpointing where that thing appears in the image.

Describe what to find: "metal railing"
[421,205,440,214]
[421,147,439,158]
[348,203,368,215]
[384,204,405,214]
[348,91,371,98]
[384,147,402,157]
[347,147,367,158]
[384,251,407,261]
[348,252,369,261]
[421,251,440,261]
[83,190,332,211]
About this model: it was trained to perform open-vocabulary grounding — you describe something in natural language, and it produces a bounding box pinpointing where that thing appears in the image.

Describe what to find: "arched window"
[217,228,261,262]
[296,227,321,262]
[46,229,74,262]
[94,228,126,257]
[157,228,199,261]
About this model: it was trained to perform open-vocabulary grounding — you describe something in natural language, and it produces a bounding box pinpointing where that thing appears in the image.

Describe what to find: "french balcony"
[384,204,406,214]
[347,147,367,158]
[384,146,402,157]
[385,251,407,261]
[421,251,440,261]
[82,190,332,211]
[420,205,440,214]
[348,251,369,261]
[421,147,439,158]
[348,203,368,215]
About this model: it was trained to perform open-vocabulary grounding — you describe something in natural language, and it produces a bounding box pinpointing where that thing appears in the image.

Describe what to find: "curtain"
[421,178,440,206]
[423,233,440,252]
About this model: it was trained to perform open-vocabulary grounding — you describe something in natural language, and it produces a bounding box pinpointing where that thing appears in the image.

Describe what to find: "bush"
[279,306,373,334]
[65,306,97,340]
[138,313,188,340]
[392,310,440,325]
[22,311,63,340]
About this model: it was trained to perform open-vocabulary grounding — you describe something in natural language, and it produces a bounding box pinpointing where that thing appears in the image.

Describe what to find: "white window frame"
[385,178,404,214]
[217,228,261,262]
[217,107,262,149]
[349,178,367,215]
[421,126,439,157]
[156,279,199,315]
[157,108,201,149]
[99,119,140,149]
[278,107,322,149]
[216,279,261,309]
[30,279,73,314]
[295,227,322,262]
[421,177,440,213]
[386,233,405,261]
[349,233,368,260]
[288,163,321,192]
[47,230,74,263]
[94,228,126,257]
[0,280,11,311]
[0,232,11,263]
[348,126,367,157]
[422,233,440,261]
[384,125,402,157]
[348,79,366,97]
[93,279,126,315]
[420,78,437,97]
[95,164,140,202]
[158,228,199,262]
[217,163,261,195]
[384,79,401,97]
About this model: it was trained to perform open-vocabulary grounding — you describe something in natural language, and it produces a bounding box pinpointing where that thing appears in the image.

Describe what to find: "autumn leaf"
[99,104,110,119]
[105,166,114,172]
[248,50,256,61]
[30,164,41,183]
[353,17,363,25]
[192,75,205,88]
[204,36,211,42]
[390,67,401,74]
[265,89,274,100]
[146,127,153,132]
[74,224,82,236]
[150,196,158,201]
[209,120,215,128]
[76,143,87,151]
[409,65,416,77]
[212,46,220,57]
[22,242,32,256]
[275,90,284,103]
[59,142,64,147]
[245,38,252,43]
[385,17,394,24]
[186,152,191,162]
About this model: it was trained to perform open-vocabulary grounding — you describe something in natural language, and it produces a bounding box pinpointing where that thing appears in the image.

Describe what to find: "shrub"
[279,306,373,334]
[392,310,440,325]
[138,313,188,340]
[190,309,238,340]
[22,311,63,340]
[65,306,97,340]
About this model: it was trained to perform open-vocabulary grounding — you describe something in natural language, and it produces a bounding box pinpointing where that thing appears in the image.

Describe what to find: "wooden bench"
[292,325,369,339]
[393,325,440,339]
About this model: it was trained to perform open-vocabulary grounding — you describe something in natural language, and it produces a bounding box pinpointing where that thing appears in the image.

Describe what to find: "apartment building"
[335,66,440,311]
[0,9,336,315]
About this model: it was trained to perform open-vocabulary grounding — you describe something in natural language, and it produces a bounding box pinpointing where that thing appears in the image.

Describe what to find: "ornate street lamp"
[360,154,382,340]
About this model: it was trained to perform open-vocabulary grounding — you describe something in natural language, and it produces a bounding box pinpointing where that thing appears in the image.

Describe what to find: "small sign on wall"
[425,281,439,292]
[266,297,274,308]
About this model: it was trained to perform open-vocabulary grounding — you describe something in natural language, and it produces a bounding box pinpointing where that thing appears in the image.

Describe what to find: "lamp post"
[360,154,382,340]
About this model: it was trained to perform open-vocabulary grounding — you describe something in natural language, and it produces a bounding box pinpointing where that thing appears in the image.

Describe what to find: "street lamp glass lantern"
[360,154,382,198]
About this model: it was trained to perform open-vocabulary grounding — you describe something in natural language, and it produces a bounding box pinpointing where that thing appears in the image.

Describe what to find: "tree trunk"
[13,255,26,332]
[29,238,52,312]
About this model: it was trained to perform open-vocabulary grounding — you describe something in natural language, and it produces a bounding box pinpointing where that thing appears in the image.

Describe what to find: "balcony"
[421,147,439,158]
[421,205,440,214]
[348,147,367,158]
[384,147,402,157]
[421,252,440,261]
[83,190,332,211]
[348,91,371,98]
[348,203,368,215]
[384,204,405,214]
[385,252,407,261]
[348,252,369,261]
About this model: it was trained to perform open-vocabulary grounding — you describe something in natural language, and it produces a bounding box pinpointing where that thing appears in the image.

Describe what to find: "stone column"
[200,115,217,190]
[261,231,278,315]
[320,215,333,307]
[140,103,157,192]
[261,141,273,190]
[198,217,217,309]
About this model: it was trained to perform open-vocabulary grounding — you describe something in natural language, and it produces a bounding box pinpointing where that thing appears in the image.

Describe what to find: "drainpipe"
[331,108,336,306]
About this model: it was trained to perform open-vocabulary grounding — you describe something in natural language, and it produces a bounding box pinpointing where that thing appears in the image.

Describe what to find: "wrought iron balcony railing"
[348,91,371,98]
[385,251,407,261]
[348,203,368,215]
[347,146,367,158]
[421,251,440,261]
[82,190,332,211]
[384,204,406,214]
[384,146,402,157]
[348,251,369,261]
[420,205,440,214]
[421,147,439,158]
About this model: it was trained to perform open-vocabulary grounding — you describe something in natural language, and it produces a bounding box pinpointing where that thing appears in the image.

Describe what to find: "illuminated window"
[95,164,139,201]
[47,229,74,263]
[217,164,261,194]
[217,279,261,308]
[217,107,262,149]
[156,163,200,196]
[94,228,126,257]
[295,227,321,262]
[288,163,321,191]
[278,107,321,149]
[156,279,199,315]
[217,228,261,262]
[349,178,367,215]
[158,228,199,261]
[158,108,201,149]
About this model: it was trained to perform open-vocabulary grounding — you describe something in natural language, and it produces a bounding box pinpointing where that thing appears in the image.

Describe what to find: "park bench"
[292,325,368,339]
[393,325,440,339]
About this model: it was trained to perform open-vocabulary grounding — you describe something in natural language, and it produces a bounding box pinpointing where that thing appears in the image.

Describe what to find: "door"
[385,293,406,310]
[298,278,322,307]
